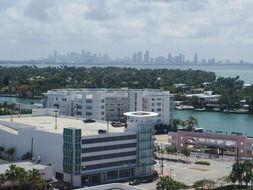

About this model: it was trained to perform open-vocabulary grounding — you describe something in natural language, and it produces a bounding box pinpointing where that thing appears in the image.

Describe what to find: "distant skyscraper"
[132,53,137,63]
[179,53,183,64]
[144,50,149,63]
[137,51,142,63]
[168,53,172,64]
[193,53,198,64]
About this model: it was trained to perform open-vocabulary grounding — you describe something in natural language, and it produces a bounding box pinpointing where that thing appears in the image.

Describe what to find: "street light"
[54,110,58,130]
[10,103,13,122]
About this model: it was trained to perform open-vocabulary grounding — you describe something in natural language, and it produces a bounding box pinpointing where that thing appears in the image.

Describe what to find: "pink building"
[168,130,253,158]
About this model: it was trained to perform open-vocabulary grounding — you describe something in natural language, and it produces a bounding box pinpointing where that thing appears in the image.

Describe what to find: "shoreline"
[0,94,42,100]
[174,108,253,115]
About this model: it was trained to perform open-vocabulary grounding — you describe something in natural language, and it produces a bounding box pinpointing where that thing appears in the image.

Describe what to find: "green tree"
[5,164,19,190]
[229,161,244,188]
[157,176,187,190]
[192,179,215,190]
[242,160,253,187]
[0,146,5,157]
[16,167,28,190]
[185,116,198,131]
[0,173,6,188]
[27,168,45,190]
[181,147,191,162]
[5,147,15,160]
[171,119,184,132]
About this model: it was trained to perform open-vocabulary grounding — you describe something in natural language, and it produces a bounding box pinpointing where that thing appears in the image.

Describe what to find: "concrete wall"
[0,127,63,173]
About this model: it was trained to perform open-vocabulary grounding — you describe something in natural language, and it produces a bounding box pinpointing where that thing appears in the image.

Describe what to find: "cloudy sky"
[0,0,253,61]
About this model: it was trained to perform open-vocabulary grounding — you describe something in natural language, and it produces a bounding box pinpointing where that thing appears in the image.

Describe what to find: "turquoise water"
[1,96,253,135]
[0,96,41,104]
[209,69,253,84]
[174,110,253,136]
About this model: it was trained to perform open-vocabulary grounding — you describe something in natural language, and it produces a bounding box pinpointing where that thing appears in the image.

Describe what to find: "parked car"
[129,179,141,185]
[83,119,96,123]
[141,177,153,183]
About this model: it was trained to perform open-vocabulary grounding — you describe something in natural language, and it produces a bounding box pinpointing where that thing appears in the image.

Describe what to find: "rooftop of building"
[0,115,125,136]
[77,183,145,190]
[0,161,50,175]
[45,88,171,95]
[124,111,158,118]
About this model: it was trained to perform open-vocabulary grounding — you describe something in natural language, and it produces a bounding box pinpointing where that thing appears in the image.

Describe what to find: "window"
[86,112,92,116]
[119,168,129,178]
[86,99,93,103]
[86,106,92,110]
[107,171,118,181]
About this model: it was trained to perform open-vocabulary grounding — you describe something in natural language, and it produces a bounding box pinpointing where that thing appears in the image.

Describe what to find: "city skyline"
[42,49,245,65]
[1,0,253,61]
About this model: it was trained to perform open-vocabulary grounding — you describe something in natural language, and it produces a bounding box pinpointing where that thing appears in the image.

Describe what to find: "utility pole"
[107,116,109,133]
[54,110,58,130]
[18,103,21,118]
[76,103,78,120]
[161,148,164,176]
[31,138,34,160]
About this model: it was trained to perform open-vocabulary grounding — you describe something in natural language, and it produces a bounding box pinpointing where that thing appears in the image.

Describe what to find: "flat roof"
[0,161,48,174]
[0,116,125,136]
[124,111,158,118]
[77,183,145,190]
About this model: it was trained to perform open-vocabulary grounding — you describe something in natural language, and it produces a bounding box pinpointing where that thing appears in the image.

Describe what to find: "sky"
[1,0,253,61]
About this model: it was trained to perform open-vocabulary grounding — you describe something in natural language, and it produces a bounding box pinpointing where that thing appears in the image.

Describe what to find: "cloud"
[0,0,253,60]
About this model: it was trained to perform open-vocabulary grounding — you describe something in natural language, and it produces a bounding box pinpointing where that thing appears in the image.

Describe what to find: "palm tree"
[185,116,198,131]
[5,147,15,160]
[181,147,190,162]
[0,146,5,157]
[0,173,6,188]
[16,167,28,190]
[172,119,184,131]
[243,160,253,187]
[28,168,45,190]
[5,164,19,190]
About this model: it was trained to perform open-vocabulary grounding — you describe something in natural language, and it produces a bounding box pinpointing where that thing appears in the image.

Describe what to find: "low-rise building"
[0,109,158,187]
[43,88,173,125]
[185,91,221,107]
[168,130,253,158]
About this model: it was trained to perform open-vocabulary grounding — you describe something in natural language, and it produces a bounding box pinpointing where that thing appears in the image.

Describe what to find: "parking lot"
[155,157,234,186]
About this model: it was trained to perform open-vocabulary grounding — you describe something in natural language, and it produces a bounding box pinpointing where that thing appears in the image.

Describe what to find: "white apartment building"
[43,88,173,125]
[0,109,158,188]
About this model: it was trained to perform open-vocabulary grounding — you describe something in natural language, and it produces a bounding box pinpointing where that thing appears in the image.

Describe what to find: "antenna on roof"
[54,110,58,130]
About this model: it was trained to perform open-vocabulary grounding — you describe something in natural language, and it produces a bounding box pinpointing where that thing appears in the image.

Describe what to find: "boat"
[176,105,194,110]
[194,108,206,111]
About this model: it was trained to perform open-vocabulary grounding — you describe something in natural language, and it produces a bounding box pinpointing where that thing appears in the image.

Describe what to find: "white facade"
[0,109,158,187]
[43,88,173,125]
[124,112,158,177]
